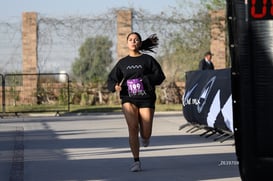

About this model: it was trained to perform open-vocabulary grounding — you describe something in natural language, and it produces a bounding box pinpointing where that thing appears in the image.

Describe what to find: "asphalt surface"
[0,112,241,181]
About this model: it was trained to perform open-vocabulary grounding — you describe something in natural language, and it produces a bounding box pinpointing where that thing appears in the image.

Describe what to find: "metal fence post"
[2,74,5,113]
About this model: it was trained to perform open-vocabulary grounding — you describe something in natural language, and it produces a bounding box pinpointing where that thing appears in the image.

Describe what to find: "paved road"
[0,112,241,181]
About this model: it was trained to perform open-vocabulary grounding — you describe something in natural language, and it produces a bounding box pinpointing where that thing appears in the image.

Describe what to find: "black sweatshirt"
[107,54,165,100]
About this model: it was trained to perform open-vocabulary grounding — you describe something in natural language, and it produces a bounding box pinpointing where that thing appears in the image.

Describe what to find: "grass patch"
[155,104,182,112]
[69,104,182,113]
[3,103,182,114]
[69,104,122,113]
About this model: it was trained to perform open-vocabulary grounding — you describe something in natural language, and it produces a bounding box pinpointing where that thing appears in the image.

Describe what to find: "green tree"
[72,36,113,83]
[156,2,211,82]
[157,0,226,82]
[201,0,226,10]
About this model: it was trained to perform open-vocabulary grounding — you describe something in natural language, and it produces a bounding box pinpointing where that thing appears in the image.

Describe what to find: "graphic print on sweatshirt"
[126,65,143,69]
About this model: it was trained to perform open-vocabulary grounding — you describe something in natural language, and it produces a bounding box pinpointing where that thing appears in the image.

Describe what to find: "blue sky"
[0,0,199,72]
[1,0,180,20]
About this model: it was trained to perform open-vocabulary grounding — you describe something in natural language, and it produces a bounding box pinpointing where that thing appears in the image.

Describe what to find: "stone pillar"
[117,10,132,60]
[22,12,38,104]
[210,10,226,69]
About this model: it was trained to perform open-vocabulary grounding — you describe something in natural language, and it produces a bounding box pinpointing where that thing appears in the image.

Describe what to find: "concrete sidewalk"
[0,112,241,181]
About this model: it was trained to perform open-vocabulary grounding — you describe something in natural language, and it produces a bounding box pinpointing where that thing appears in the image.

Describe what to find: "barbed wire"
[37,10,117,73]
[0,21,22,73]
[0,7,211,79]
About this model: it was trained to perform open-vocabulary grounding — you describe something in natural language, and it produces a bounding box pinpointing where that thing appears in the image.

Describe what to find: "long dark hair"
[127,32,159,53]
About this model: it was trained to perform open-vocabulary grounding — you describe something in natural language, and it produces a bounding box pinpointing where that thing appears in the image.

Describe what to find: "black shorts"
[121,98,155,109]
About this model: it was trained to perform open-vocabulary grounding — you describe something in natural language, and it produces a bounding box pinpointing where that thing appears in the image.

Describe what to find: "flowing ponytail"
[127,32,159,53]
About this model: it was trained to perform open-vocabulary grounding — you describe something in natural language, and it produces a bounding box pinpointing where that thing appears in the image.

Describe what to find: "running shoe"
[130,161,141,172]
[141,138,150,147]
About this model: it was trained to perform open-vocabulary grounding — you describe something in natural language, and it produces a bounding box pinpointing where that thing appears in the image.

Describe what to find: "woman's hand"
[115,78,124,92]
[115,84,122,92]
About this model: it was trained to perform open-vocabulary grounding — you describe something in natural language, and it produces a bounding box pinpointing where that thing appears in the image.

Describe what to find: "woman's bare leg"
[122,102,140,159]
[139,108,154,140]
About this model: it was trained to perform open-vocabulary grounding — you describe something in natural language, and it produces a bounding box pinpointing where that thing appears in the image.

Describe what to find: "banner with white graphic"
[182,68,233,132]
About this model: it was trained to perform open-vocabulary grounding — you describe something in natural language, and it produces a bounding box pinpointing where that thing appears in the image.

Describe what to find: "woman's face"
[127,34,141,51]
